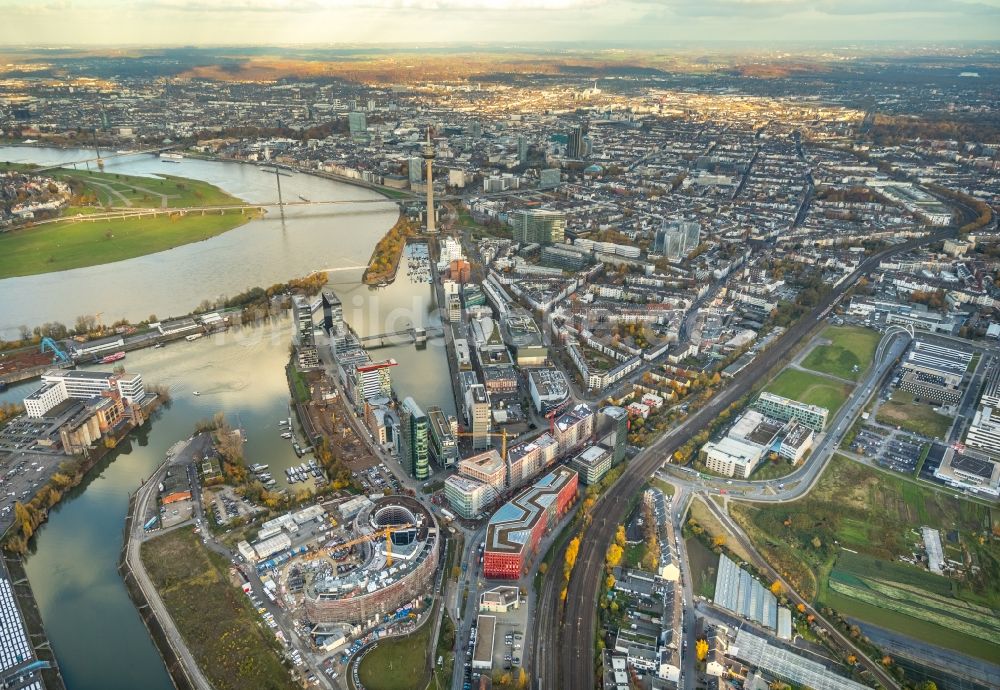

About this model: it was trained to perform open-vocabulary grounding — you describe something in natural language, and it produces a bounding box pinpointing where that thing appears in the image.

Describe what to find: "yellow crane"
[454,428,513,460]
[305,523,415,568]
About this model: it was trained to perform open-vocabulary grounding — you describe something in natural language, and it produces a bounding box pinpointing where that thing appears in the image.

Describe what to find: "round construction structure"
[303,495,439,626]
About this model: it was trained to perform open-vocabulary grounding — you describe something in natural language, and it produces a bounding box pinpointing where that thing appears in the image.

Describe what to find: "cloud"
[143,0,609,12]
[655,0,1000,17]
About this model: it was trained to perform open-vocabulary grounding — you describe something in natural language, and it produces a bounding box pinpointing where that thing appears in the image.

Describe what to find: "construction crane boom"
[454,428,512,459]
[302,523,415,568]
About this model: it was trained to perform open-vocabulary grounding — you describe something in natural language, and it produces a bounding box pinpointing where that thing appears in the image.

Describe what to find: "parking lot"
[0,450,69,533]
[849,424,927,475]
[352,463,401,495]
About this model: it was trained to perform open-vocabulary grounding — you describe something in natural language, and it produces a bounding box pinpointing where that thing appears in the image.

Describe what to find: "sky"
[1,0,999,46]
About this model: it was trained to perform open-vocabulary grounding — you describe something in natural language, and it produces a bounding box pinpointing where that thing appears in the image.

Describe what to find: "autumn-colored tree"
[605,543,623,568]
[796,603,806,614]
[712,534,726,548]
[881,655,893,667]
[695,638,709,662]
[605,574,616,590]
[770,580,784,596]
[847,655,857,665]
[615,524,626,548]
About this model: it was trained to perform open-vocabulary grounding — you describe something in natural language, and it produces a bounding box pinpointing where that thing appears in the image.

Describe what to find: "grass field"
[358,617,432,690]
[875,390,953,440]
[800,326,881,381]
[0,211,254,278]
[731,455,1000,661]
[0,165,254,278]
[764,369,853,419]
[141,529,296,690]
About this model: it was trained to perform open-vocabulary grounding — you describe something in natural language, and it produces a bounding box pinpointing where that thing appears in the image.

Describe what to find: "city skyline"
[2,0,999,45]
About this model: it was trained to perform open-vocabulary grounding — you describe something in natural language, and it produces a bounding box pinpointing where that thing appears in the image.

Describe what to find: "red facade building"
[483,467,578,580]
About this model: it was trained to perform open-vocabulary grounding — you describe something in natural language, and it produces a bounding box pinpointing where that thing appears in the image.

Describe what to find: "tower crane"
[303,523,415,568]
[454,428,513,460]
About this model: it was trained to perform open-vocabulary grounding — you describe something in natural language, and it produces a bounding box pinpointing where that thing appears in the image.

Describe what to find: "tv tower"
[422,127,437,235]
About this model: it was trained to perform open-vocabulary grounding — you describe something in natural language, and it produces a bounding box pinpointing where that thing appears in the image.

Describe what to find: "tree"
[605,543,623,568]
[615,524,626,548]
[770,580,784,596]
[695,638,709,662]
[811,536,822,549]
[916,682,938,690]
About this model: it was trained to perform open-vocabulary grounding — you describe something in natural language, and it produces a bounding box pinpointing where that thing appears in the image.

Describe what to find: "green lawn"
[875,390,953,440]
[800,326,881,381]
[0,164,255,278]
[764,369,853,419]
[141,529,296,690]
[358,616,432,690]
[0,210,254,278]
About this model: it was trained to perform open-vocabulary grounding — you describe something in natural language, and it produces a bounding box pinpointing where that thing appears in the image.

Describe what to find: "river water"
[0,147,454,689]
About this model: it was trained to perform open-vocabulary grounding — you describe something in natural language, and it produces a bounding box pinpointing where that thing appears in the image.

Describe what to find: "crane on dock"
[40,337,70,363]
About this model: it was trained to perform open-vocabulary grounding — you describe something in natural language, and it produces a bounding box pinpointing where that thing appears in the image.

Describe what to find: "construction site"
[276,495,439,629]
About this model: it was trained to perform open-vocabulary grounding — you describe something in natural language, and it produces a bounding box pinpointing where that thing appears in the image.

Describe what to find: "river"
[0,147,455,689]
[0,145,396,339]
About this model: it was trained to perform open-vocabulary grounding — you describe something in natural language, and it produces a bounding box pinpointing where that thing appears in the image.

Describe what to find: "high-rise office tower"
[510,209,566,245]
[517,135,529,165]
[400,397,430,480]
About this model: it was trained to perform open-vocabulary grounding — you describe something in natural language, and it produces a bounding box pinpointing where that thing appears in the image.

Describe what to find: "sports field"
[764,369,853,418]
[801,326,881,381]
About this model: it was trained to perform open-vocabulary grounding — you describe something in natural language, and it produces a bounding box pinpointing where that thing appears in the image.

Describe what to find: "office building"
[754,392,828,432]
[399,397,430,480]
[26,370,146,418]
[701,437,765,479]
[539,168,561,189]
[965,406,1000,457]
[428,406,459,467]
[566,125,585,159]
[444,474,493,519]
[407,156,422,184]
[596,406,629,465]
[510,209,566,245]
[540,244,589,271]
[484,468,578,579]
[527,369,570,413]
[569,445,613,485]
[351,359,396,409]
[517,135,528,165]
[321,290,343,333]
[553,403,595,457]
[348,111,367,135]
[465,384,492,450]
[458,449,507,495]
[654,220,701,260]
[506,432,558,489]
[292,294,319,369]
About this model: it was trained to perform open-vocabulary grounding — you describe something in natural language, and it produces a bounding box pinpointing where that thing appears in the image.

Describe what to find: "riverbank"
[119,476,203,690]
[361,216,419,286]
